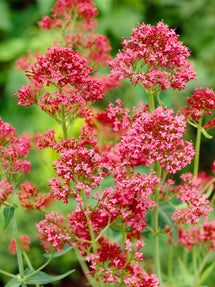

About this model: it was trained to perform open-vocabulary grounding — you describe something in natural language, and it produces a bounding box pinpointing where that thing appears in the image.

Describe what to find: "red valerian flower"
[171,173,212,225]
[184,87,215,129]
[15,47,105,116]
[36,211,73,252]
[109,21,196,91]
[38,0,98,32]
[17,181,51,212]
[120,106,195,173]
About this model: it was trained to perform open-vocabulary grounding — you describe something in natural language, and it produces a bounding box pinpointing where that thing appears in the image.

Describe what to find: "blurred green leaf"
[94,0,112,13]
[24,269,75,284]
[3,205,16,230]
[0,39,26,62]
[0,2,12,31]
[36,0,55,16]
[197,262,215,286]
[5,277,21,287]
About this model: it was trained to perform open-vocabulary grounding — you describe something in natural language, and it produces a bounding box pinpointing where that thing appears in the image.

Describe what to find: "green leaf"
[196,262,215,285]
[201,127,213,139]
[3,205,16,230]
[5,277,21,287]
[43,244,74,258]
[24,269,75,284]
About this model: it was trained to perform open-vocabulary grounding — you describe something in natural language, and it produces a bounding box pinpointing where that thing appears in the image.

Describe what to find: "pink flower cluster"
[184,87,215,126]
[15,46,104,117]
[38,0,98,32]
[17,181,51,212]
[65,33,112,66]
[0,118,31,189]
[36,211,73,252]
[86,237,160,286]
[37,126,109,203]
[178,221,215,251]
[120,106,195,173]
[0,180,14,207]
[171,173,212,224]
[109,21,196,91]
[95,169,159,239]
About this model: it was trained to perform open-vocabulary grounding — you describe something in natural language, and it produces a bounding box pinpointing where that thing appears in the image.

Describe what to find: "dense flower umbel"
[177,221,215,251]
[86,237,160,286]
[109,21,196,91]
[95,169,159,239]
[184,87,215,127]
[0,118,31,188]
[120,106,195,173]
[15,46,104,118]
[37,126,110,203]
[171,173,212,225]
[17,181,51,212]
[36,211,73,252]
[0,180,14,207]
[38,0,98,32]
[65,33,112,67]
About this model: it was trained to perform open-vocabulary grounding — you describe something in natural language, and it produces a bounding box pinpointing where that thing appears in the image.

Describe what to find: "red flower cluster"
[15,46,104,119]
[178,221,215,251]
[36,211,73,252]
[171,173,212,224]
[65,33,112,66]
[184,87,215,127]
[17,181,51,212]
[0,118,31,192]
[38,0,98,32]
[120,106,195,173]
[109,21,196,91]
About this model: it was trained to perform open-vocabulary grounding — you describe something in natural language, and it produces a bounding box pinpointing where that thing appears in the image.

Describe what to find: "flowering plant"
[0,1,214,287]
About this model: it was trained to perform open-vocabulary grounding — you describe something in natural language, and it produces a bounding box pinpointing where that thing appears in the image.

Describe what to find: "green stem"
[12,217,24,278]
[61,106,68,140]
[148,88,155,113]
[153,163,162,283]
[80,191,104,287]
[23,252,40,287]
[24,251,54,280]
[191,250,211,287]
[193,116,203,177]
[0,269,17,278]
[167,245,174,286]
[74,247,98,287]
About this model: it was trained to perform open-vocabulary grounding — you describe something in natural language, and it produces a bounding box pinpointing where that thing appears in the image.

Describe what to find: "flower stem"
[191,250,211,287]
[148,88,155,113]
[12,217,26,286]
[74,247,98,287]
[167,245,174,286]
[23,252,40,287]
[61,106,68,140]
[153,163,162,283]
[193,116,203,177]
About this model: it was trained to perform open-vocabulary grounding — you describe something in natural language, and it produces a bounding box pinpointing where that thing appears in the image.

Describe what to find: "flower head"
[110,21,196,91]
[120,106,195,173]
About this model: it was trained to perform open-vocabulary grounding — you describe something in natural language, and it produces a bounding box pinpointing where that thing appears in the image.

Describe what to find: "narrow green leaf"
[196,262,215,285]
[43,244,74,258]
[178,258,192,277]
[24,269,75,284]
[3,205,16,230]
[201,127,213,139]
[5,277,21,287]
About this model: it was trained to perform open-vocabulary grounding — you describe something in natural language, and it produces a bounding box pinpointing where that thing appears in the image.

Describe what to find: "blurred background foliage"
[0,0,215,286]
